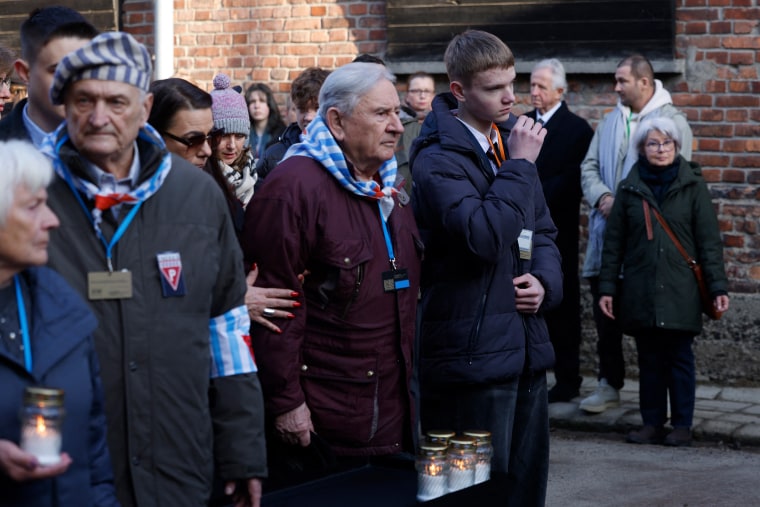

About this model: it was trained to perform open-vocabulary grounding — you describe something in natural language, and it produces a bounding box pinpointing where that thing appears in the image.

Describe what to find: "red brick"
[700,109,724,122]
[715,95,760,107]
[694,154,730,167]
[723,169,747,182]
[685,22,707,34]
[735,21,758,34]
[723,234,745,248]
[724,8,760,19]
[349,4,368,15]
[732,156,760,168]
[726,109,749,122]
[678,9,720,21]
[701,168,723,182]
[710,21,732,34]
[677,94,713,106]
[749,171,760,184]
[693,124,731,137]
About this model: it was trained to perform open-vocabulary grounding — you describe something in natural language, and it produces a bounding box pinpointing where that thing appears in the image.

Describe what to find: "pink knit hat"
[210,73,250,136]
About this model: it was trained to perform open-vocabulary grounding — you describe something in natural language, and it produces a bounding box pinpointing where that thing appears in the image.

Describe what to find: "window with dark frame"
[386,0,676,63]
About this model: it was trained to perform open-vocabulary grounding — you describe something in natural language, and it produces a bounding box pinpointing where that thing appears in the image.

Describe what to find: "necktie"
[536,117,545,125]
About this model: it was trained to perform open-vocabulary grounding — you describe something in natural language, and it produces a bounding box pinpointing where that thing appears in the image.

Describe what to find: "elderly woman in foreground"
[242,62,422,486]
[598,117,729,448]
[0,140,119,506]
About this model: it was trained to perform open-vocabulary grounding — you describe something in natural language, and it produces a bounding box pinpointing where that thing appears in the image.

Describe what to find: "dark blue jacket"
[0,267,119,507]
[410,93,562,387]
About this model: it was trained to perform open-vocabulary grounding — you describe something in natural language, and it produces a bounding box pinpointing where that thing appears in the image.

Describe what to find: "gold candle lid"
[427,430,456,441]
[463,430,491,442]
[448,436,476,448]
[418,443,448,457]
[24,387,64,407]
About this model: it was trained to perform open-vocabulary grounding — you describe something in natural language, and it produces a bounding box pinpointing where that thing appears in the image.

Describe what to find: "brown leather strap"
[642,200,654,240]
[643,199,698,268]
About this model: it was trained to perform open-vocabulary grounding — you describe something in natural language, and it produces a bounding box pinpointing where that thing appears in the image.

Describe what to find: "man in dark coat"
[41,32,267,507]
[526,58,593,402]
[0,7,98,146]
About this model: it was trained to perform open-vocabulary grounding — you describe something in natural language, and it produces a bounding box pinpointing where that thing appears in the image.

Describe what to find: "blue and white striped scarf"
[283,114,398,219]
[40,122,172,236]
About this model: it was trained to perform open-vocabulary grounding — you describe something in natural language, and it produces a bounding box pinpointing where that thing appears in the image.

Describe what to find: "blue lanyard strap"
[378,201,397,270]
[14,275,32,372]
[57,158,146,272]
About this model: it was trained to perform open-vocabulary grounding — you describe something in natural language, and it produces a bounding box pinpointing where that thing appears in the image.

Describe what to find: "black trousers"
[587,276,625,390]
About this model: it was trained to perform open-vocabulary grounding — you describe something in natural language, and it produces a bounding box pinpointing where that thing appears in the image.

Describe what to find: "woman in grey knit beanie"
[211,73,257,207]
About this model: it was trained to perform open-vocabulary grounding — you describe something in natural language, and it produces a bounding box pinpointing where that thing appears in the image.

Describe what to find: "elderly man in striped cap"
[40,31,267,507]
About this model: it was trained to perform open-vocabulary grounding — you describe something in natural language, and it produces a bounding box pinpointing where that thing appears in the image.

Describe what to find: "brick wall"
[121,0,759,294]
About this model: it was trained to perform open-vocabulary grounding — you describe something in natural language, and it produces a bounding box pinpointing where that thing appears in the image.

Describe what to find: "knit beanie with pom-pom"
[210,73,251,136]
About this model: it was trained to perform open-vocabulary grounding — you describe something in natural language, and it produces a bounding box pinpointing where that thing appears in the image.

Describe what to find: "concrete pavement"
[547,373,760,446]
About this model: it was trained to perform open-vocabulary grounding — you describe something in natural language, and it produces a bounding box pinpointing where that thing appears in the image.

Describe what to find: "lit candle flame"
[35,415,47,435]
[425,463,444,476]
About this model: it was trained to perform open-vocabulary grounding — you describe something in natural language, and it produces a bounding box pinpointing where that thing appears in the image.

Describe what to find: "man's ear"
[324,107,345,142]
[141,92,154,127]
[14,59,30,84]
[450,80,465,102]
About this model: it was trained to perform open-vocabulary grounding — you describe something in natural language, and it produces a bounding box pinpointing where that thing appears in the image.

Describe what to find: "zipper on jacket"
[466,266,496,365]
[341,264,364,319]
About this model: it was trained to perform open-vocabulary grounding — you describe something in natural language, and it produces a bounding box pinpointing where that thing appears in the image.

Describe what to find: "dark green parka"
[599,155,727,335]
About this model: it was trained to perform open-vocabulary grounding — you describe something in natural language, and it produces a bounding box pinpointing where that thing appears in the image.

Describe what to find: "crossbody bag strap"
[642,199,697,267]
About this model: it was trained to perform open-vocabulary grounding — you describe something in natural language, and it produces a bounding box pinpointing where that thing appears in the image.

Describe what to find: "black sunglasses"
[162,128,224,148]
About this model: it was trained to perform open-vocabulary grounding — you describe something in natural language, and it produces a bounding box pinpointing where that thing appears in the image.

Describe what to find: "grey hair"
[318,62,396,118]
[0,140,54,225]
[635,116,682,155]
[532,58,567,93]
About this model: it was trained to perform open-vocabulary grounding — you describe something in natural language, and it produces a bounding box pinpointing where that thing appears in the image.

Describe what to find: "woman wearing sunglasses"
[149,78,300,335]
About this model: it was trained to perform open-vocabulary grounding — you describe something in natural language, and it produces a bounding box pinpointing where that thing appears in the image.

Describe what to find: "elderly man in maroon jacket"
[242,62,421,482]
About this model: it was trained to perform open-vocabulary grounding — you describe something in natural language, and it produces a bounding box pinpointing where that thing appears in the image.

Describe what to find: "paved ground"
[547,428,760,507]
[548,373,760,447]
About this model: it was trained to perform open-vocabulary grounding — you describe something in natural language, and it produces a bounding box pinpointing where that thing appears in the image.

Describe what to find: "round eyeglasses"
[645,139,675,152]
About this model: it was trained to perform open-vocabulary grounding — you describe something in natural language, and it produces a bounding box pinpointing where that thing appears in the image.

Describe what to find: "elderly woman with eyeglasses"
[597,116,729,448]
[149,78,300,335]
[0,140,119,506]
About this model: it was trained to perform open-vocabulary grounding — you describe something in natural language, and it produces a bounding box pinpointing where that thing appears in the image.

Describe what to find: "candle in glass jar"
[448,461,475,492]
[446,436,476,492]
[475,462,491,484]
[417,463,447,501]
[416,443,449,502]
[21,415,62,465]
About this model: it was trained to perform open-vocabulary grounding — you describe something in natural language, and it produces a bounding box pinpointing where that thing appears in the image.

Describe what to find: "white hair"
[635,116,683,154]
[532,58,567,93]
[0,140,54,225]
[318,62,396,118]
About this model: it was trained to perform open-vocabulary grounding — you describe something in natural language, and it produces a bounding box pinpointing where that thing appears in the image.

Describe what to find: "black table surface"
[261,460,506,507]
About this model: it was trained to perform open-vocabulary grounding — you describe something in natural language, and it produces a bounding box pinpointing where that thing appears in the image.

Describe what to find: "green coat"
[599,156,727,335]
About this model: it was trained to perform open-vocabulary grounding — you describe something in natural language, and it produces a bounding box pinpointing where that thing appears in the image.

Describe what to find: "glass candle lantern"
[416,443,449,502]
[19,387,65,465]
[446,436,476,492]
[426,429,456,446]
[463,430,493,484]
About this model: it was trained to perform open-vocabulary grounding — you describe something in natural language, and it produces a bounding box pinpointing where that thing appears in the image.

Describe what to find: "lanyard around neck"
[60,169,145,272]
[378,201,398,270]
[14,275,32,372]
[487,123,506,166]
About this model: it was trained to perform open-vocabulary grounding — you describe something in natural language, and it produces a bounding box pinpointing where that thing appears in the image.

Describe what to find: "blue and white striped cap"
[50,31,152,105]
